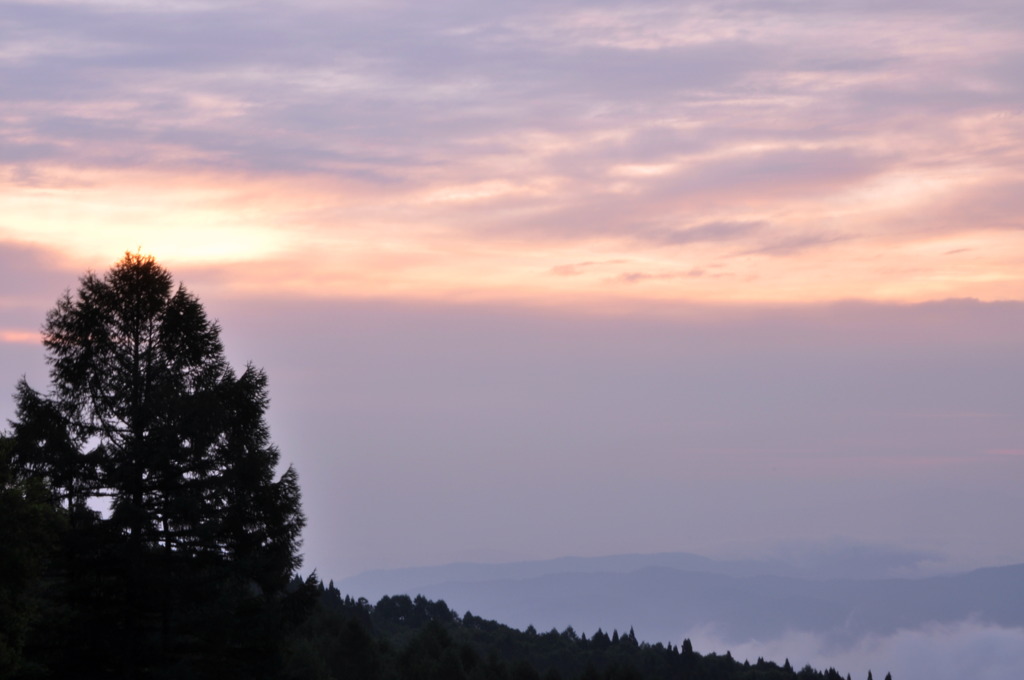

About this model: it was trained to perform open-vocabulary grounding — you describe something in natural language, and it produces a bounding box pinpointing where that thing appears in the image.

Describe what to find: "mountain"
[336,554,1024,648]
[338,552,800,603]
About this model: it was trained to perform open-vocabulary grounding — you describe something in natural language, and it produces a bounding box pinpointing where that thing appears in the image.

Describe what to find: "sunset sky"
[2,0,1024,581]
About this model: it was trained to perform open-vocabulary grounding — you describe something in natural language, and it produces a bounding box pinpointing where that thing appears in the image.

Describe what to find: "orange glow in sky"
[1,1,1022,306]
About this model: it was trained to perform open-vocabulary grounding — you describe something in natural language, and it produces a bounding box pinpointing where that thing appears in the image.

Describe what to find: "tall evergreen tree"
[8,253,305,678]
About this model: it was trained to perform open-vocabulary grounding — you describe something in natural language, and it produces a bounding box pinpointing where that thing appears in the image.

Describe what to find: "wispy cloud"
[549,260,628,276]
[743,233,851,257]
[0,329,39,344]
[662,221,764,246]
[0,0,1022,303]
[616,269,715,283]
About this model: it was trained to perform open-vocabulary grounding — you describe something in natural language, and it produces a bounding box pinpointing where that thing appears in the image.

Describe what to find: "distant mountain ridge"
[338,552,801,600]
[337,553,1024,648]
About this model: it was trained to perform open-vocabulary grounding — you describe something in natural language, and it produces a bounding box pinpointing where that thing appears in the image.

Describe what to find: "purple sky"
[2,0,1024,581]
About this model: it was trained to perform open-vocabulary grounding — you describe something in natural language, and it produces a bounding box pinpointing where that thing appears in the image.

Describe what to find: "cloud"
[0,240,82,307]
[0,330,40,344]
[616,269,711,283]
[2,0,1024,302]
[654,148,892,204]
[662,221,764,246]
[549,260,628,276]
[743,233,850,256]
[692,621,1024,680]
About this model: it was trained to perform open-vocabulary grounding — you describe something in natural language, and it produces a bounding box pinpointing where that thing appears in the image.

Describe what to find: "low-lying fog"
[339,545,1024,680]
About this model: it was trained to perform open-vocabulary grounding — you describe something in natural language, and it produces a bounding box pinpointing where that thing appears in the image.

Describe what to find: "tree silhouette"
[0,435,63,676]
[8,252,305,678]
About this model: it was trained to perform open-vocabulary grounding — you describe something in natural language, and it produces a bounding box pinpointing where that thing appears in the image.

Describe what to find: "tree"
[0,435,63,677]
[8,252,305,677]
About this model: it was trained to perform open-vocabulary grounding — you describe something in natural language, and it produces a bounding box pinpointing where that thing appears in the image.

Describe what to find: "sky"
[2,0,1024,590]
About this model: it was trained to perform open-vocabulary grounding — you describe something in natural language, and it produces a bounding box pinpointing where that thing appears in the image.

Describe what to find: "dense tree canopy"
[7,253,305,678]
[282,586,884,680]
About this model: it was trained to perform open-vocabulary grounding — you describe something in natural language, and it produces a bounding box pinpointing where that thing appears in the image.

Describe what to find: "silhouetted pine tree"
[9,253,305,678]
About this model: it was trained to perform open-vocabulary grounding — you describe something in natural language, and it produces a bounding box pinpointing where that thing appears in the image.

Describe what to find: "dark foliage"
[5,253,306,679]
[283,584,878,680]
[0,436,64,677]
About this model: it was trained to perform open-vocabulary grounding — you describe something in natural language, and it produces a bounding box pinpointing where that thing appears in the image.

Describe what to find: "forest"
[0,254,889,680]
[282,582,887,680]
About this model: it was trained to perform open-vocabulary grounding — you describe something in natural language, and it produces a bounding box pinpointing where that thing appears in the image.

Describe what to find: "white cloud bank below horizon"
[693,620,1024,680]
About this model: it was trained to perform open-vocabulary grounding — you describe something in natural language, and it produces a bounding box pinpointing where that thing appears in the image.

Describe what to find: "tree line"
[284,582,891,680]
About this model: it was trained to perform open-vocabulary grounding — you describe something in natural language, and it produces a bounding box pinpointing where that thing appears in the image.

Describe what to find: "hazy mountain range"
[337,551,1024,649]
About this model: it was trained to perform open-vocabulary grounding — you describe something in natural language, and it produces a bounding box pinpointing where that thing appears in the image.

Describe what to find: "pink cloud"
[0,329,40,344]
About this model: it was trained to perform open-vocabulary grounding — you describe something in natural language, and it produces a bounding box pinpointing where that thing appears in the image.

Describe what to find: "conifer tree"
[9,253,305,678]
